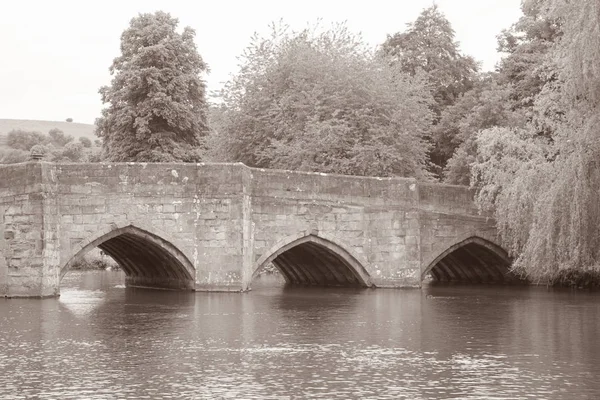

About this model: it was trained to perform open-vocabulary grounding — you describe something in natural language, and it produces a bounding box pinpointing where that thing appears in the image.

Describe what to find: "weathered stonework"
[0,161,509,297]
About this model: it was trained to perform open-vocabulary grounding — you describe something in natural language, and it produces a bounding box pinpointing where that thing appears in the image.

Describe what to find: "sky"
[0,0,523,125]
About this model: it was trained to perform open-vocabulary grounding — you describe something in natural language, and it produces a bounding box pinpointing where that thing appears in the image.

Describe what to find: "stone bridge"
[0,161,519,297]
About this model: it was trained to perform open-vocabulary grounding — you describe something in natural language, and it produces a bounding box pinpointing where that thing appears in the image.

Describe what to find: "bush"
[553,268,600,289]
[48,128,74,147]
[0,149,29,164]
[52,142,85,162]
[79,136,92,148]
[6,129,47,151]
[30,144,49,158]
[88,147,104,162]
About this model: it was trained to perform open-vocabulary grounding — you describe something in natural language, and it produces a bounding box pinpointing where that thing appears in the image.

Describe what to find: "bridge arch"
[251,232,373,288]
[422,235,516,284]
[61,222,195,290]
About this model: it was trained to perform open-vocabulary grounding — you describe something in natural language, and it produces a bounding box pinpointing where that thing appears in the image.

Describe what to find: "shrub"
[6,129,47,151]
[48,128,74,147]
[79,136,92,148]
[0,149,29,164]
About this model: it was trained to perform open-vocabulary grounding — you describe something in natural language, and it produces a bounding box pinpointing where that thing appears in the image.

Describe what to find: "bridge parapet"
[247,166,418,206]
[418,182,486,217]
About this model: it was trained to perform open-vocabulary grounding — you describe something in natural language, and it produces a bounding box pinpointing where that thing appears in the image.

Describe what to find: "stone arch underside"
[423,236,521,284]
[253,234,373,288]
[61,224,195,290]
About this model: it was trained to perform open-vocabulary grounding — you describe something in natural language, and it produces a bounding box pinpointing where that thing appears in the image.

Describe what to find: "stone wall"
[51,162,247,291]
[0,163,55,296]
[246,168,421,288]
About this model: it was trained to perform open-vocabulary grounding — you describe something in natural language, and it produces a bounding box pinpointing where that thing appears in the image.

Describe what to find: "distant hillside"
[0,119,96,149]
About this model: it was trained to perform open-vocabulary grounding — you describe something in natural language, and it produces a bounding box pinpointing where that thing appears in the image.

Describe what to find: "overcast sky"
[0,0,523,124]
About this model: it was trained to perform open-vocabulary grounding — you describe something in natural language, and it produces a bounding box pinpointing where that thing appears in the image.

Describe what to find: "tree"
[381,6,479,175]
[66,118,73,123]
[30,144,49,158]
[0,149,28,164]
[203,102,229,161]
[79,136,92,148]
[439,2,560,186]
[214,23,434,178]
[48,128,73,147]
[382,6,478,114]
[59,142,85,162]
[6,129,47,151]
[472,0,600,285]
[2,128,89,164]
[442,76,526,185]
[495,0,562,137]
[96,11,209,162]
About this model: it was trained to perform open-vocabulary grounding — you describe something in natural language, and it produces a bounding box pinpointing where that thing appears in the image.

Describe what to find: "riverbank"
[553,268,600,289]
[69,249,120,271]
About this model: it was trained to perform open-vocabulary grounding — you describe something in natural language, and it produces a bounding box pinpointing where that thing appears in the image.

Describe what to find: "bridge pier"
[0,161,512,298]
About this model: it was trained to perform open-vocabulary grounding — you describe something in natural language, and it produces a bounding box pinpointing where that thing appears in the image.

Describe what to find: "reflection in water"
[0,271,599,399]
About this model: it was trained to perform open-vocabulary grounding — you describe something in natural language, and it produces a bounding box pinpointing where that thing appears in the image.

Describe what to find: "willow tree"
[473,0,600,285]
[212,23,434,179]
[96,11,209,162]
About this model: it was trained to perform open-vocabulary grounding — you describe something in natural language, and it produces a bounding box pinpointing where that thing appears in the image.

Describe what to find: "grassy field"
[0,119,96,149]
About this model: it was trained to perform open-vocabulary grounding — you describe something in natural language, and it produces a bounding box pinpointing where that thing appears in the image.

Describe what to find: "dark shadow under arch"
[61,225,195,290]
[422,236,521,284]
[252,234,373,288]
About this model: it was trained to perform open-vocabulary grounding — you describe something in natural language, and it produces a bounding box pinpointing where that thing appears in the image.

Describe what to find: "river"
[0,271,599,399]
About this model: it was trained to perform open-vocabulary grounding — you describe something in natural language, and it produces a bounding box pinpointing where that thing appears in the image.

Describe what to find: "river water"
[1,271,599,399]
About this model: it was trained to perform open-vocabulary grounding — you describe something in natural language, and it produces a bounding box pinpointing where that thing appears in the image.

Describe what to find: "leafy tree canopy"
[6,130,47,151]
[471,0,600,284]
[96,11,209,162]
[212,22,434,178]
[440,1,560,186]
[495,0,562,114]
[2,128,89,164]
[48,128,74,147]
[442,75,527,185]
[380,6,479,175]
[79,136,92,148]
[381,5,479,116]
[0,149,28,164]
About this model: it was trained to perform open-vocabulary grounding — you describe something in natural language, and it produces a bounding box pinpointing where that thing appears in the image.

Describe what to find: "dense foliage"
[0,128,94,163]
[209,23,434,178]
[441,2,560,185]
[471,0,600,284]
[381,5,479,175]
[96,11,209,162]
